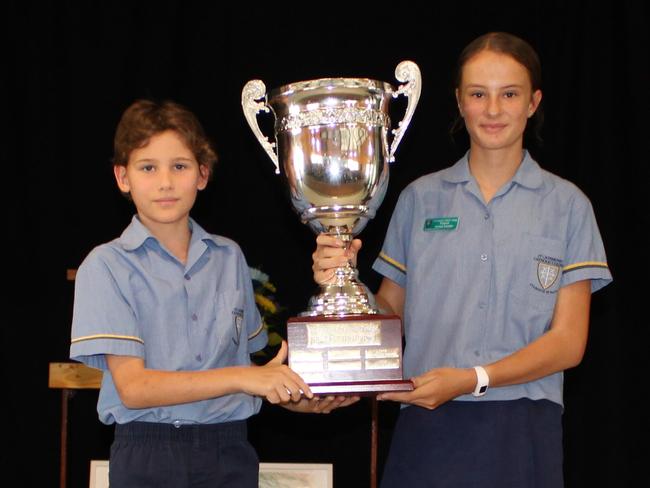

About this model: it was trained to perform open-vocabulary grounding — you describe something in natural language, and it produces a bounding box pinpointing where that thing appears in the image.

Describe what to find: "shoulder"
[204,233,246,259]
[393,166,454,213]
[539,167,594,213]
[407,168,449,192]
[77,240,124,273]
[75,238,141,285]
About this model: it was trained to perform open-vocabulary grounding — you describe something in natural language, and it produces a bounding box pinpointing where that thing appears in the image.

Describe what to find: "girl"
[313,32,612,487]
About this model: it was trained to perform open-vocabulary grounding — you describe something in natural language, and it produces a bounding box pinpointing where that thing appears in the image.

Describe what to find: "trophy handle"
[242,80,280,174]
[389,61,421,163]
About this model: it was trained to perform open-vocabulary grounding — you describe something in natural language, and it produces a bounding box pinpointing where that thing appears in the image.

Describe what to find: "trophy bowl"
[242,62,420,394]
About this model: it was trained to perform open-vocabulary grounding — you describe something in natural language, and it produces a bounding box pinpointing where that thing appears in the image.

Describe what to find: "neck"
[468,145,524,203]
[138,215,192,264]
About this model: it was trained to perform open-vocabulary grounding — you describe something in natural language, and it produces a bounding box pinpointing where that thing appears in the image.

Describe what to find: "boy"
[70,99,353,487]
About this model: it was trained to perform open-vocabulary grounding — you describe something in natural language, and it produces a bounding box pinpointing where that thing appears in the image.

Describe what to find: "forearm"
[108,360,254,409]
[483,326,587,390]
[376,277,405,318]
[483,280,591,390]
[108,342,312,408]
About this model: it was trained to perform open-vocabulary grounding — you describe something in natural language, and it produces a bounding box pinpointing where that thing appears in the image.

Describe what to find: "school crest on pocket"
[537,261,560,290]
[232,308,244,345]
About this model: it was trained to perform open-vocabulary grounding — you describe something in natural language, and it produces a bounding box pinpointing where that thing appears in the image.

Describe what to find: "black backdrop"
[3,2,648,487]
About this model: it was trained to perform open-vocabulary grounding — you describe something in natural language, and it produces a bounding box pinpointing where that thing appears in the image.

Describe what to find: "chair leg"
[60,389,70,488]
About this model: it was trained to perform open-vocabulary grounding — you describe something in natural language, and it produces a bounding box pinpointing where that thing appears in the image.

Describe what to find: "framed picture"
[89,460,109,488]
[259,462,333,488]
[88,460,334,487]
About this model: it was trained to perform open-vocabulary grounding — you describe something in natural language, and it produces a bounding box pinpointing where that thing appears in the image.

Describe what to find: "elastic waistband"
[114,420,247,443]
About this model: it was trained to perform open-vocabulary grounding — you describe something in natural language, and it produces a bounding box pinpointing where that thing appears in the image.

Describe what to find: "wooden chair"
[49,268,103,488]
[49,361,103,488]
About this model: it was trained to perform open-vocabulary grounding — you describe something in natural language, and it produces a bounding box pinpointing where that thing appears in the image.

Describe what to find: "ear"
[455,88,463,116]
[113,165,131,193]
[197,164,210,191]
[528,89,542,117]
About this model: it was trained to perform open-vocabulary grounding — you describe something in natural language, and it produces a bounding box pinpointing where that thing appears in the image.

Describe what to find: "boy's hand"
[281,395,361,414]
[242,341,313,404]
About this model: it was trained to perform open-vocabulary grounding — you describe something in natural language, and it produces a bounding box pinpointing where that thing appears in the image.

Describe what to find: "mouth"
[153,198,179,206]
[481,123,507,133]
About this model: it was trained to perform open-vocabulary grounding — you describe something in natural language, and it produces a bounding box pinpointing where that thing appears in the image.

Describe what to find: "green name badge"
[424,217,459,231]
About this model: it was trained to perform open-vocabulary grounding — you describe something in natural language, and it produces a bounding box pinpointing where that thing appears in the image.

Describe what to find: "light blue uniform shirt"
[373,151,612,406]
[70,216,267,425]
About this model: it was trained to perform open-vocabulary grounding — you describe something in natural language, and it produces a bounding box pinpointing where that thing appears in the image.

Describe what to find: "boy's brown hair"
[113,99,217,173]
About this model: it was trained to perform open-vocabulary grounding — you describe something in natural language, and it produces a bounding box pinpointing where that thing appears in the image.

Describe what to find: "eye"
[470,91,484,98]
[174,163,188,171]
[141,165,155,172]
[503,91,518,98]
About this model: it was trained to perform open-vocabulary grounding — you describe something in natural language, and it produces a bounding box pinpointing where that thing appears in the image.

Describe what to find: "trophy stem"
[303,228,378,316]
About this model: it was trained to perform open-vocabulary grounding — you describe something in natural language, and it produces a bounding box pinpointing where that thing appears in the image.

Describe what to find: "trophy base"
[287,314,413,396]
[309,379,413,396]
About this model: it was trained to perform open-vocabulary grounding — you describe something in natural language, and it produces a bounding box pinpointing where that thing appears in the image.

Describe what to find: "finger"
[339,396,361,407]
[316,234,345,248]
[313,396,339,413]
[269,341,288,365]
[285,383,302,403]
[317,247,349,259]
[275,384,291,403]
[376,391,414,403]
[349,239,362,253]
[314,269,336,285]
[293,375,313,399]
[314,255,348,272]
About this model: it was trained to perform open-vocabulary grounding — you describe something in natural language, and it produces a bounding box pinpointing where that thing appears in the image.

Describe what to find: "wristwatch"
[472,366,489,397]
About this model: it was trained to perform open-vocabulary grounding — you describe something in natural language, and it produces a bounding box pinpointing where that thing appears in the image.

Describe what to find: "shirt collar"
[441,150,544,190]
[119,215,230,251]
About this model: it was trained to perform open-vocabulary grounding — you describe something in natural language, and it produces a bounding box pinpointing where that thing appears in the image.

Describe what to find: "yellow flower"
[255,293,277,314]
[262,281,277,293]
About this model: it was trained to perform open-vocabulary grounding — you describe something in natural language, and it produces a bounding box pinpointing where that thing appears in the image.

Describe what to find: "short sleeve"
[70,248,145,370]
[560,191,612,292]
[237,251,267,354]
[372,186,415,288]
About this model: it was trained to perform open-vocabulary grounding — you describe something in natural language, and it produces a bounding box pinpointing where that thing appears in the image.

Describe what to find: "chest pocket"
[213,289,245,361]
[510,233,566,313]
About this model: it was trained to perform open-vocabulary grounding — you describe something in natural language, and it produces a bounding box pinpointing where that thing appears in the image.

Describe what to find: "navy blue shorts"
[109,420,259,488]
[380,399,563,488]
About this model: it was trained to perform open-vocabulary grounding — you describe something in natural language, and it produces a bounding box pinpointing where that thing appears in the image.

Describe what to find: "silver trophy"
[242,61,421,318]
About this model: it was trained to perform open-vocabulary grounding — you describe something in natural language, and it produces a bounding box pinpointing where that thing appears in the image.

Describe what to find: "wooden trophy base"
[287,314,413,396]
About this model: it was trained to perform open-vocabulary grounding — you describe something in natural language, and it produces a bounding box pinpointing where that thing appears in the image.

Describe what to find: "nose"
[486,95,501,117]
[158,168,173,190]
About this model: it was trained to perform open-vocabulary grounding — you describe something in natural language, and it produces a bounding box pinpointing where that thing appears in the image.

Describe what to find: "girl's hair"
[113,99,217,172]
[451,32,544,144]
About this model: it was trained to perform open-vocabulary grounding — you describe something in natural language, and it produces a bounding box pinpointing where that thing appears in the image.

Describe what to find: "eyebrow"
[465,83,525,89]
[133,157,195,164]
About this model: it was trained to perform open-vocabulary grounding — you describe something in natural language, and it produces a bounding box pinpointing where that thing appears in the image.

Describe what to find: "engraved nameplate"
[306,321,381,348]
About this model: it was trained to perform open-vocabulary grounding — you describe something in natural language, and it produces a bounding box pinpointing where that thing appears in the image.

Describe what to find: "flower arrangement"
[249,266,286,362]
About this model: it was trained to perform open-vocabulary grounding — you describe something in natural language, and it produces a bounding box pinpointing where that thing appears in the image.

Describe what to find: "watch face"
[479,385,487,394]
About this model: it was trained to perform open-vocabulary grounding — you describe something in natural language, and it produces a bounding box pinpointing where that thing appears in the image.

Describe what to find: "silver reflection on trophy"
[242,61,421,316]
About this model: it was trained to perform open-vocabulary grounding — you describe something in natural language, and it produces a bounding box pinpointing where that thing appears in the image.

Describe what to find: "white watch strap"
[473,365,489,397]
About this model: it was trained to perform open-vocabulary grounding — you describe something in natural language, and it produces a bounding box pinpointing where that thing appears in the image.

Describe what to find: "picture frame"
[259,463,333,488]
[88,460,333,488]
[89,460,109,488]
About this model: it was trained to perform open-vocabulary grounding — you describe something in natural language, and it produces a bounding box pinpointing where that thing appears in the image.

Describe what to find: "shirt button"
[195,354,202,361]
[191,313,198,321]
[480,254,488,261]
[484,213,490,220]
[474,350,480,357]
[173,420,182,428]
[479,302,486,309]
[184,274,191,281]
